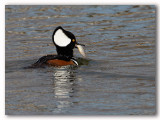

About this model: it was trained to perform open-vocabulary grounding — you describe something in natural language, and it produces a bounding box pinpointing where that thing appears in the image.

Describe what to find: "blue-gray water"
[5,5,156,115]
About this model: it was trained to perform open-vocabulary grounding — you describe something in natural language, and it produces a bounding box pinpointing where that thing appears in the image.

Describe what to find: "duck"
[32,26,86,67]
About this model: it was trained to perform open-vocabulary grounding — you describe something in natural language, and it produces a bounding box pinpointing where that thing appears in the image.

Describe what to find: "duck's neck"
[56,47,73,58]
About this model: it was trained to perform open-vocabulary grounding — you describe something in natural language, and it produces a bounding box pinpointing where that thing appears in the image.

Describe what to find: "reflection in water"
[52,66,77,114]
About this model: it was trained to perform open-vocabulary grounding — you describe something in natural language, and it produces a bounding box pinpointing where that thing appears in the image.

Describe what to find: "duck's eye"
[72,39,75,42]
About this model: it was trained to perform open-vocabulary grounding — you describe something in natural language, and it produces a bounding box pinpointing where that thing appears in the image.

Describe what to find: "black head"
[52,26,86,58]
[52,26,77,58]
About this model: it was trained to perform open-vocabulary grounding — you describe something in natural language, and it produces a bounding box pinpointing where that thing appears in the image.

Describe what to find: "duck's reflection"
[51,66,77,114]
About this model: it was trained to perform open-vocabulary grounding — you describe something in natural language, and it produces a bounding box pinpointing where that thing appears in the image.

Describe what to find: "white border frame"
[1,0,159,120]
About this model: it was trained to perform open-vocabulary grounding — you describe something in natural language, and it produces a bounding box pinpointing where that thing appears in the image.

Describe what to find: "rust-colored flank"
[47,59,75,66]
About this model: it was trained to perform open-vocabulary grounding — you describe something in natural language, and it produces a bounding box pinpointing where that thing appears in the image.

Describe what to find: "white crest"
[54,29,71,47]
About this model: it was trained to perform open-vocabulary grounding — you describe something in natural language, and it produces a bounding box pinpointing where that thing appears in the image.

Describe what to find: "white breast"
[54,29,71,47]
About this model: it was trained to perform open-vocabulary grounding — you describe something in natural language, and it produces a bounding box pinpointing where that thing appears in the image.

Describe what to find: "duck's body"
[33,54,78,67]
[32,26,85,67]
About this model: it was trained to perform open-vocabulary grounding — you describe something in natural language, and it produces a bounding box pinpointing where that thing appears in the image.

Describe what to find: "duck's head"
[52,26,86,58]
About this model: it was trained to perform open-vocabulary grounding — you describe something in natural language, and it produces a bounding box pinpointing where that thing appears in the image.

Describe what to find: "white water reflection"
[52,66,77,114]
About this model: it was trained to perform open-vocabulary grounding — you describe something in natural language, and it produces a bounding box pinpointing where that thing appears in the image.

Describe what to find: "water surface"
[5,5,156,115]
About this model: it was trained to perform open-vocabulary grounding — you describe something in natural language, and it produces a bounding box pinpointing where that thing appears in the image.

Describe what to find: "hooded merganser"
[32,26,86,67]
